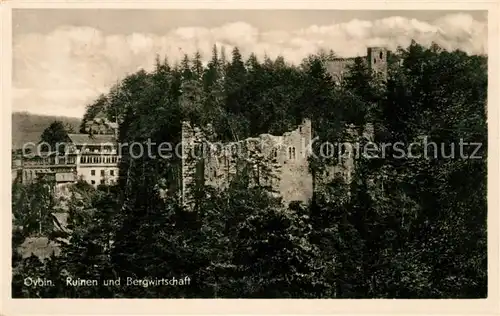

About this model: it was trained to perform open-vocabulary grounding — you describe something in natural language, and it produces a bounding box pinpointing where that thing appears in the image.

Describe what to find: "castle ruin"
[326,47,388,82]
[179,46,386,206]
[180,119,374,206]
[181,119,314,205]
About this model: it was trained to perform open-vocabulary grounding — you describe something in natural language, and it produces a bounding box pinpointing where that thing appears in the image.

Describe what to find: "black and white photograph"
[6,5,491,302]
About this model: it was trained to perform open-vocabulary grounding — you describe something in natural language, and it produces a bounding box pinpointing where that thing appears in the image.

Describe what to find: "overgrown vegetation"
[12,41,487,298]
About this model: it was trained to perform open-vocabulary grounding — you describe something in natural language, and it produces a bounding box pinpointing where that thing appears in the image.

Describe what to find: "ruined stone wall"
[275,119,313,203]
[181,118,376,206]
[180,121,206,205]
[367,47,388,80]
[326,58,356,82]
[320,123,375,186]
[181,119,314,205]
[326,47,388,82]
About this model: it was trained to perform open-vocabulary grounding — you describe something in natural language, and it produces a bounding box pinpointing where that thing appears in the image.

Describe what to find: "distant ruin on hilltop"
[326,47,388,82]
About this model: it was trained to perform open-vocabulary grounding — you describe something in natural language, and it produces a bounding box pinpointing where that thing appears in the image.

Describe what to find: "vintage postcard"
[1,0,498,315]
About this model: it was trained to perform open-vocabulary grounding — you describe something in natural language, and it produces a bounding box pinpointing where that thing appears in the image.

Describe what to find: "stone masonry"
[181,119,314,205]
[326,47,388,82]
[180,46,386,206]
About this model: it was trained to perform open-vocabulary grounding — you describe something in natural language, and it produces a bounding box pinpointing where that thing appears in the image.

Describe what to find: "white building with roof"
[66,133,120,186]
[20,114,120,187]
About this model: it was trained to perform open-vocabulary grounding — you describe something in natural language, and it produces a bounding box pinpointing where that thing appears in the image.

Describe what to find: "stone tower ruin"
[181,119,314,206]
[179,46,385,207]
[326,46,388,82]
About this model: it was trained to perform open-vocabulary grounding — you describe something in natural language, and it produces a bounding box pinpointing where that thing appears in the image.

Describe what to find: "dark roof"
[67,133,116,146]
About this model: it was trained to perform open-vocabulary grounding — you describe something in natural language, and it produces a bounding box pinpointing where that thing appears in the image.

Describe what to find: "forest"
[12,41,487,298]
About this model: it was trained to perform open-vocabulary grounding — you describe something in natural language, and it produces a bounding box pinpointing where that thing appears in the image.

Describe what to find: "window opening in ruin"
[373,58,376,64]
[325,145,331,157]
[292,147,296,159]
[288,147,292,159]
[379,51,383,59]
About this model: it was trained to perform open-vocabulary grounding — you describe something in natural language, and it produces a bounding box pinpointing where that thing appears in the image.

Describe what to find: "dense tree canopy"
[12,41,487,298]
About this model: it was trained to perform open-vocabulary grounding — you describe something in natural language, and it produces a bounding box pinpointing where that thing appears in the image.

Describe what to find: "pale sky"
[12,9,488,118]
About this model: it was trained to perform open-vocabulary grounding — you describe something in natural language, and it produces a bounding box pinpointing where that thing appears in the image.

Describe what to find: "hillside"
[12,112,81,149]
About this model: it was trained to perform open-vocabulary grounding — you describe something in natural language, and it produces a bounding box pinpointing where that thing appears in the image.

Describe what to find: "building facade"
[20,152,78,185]
[67,133,120,186]
[18,114,120,188]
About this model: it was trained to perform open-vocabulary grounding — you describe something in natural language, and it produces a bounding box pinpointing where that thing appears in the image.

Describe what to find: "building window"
[373,58,376,64]
[292,147,296,159]
[100,179,105,184]
[91,180,95,184]
[288,147,292,159]
[101,170,105,176]
[91,170,95,176]
[110,170,114,176]
[379,51,383,59]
